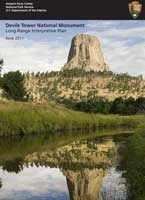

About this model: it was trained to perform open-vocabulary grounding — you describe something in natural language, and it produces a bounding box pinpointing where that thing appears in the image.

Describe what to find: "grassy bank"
[0,100,144,136]
[121,128,145,200]
[120,120,145,200]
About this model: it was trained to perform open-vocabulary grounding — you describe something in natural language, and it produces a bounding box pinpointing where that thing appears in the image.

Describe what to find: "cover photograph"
[0,1,145,200]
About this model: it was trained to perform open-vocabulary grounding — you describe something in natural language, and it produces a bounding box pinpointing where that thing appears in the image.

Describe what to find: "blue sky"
[0,20,145,77]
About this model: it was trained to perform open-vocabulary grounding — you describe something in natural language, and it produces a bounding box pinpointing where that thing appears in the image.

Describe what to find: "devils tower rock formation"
[62,34,110,72]
[63,168,106,200]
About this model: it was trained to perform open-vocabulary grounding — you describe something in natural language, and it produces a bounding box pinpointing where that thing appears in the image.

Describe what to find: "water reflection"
[0,167,69,200]
[0,131,129,200]
[1,158,24,173]
[99,167,126,200]
[0,178,2,188]
[25,139,118,200]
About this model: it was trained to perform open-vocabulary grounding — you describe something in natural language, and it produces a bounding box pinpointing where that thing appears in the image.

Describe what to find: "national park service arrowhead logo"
[128,1,142,19]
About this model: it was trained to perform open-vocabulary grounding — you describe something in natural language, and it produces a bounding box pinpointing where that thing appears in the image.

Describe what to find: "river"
[0,129,131,200]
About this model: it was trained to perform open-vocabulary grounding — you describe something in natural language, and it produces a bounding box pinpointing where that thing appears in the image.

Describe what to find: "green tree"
[110,97,126,114]
[0,71,27,101]
[125,97,136,115]
[136,97,145,114]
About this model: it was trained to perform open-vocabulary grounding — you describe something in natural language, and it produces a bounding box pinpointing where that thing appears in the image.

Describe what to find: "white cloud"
[100,26,145,39]
[86,20,117,28]
[85,23,145,77]
[104,42,145,76]
[0,166,69,200]
[0,38,68,73]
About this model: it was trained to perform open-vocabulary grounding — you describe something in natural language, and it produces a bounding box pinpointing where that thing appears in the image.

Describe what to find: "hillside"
[24,71,145,103]
[24,34,145,103]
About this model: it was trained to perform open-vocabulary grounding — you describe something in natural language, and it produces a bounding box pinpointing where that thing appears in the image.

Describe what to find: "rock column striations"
[62,34,110,72]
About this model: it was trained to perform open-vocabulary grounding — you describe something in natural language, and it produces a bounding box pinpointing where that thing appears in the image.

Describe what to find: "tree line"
[60,96,145,115]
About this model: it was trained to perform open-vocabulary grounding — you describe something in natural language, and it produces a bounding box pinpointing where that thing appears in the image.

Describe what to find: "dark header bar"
[0,0,145,20]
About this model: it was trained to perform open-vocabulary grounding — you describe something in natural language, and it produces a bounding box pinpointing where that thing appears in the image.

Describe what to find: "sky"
[0,20,145,77]
[0,166,70,200]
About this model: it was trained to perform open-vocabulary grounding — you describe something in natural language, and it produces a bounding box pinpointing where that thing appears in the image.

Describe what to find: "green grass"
[0,100,144,136]
[121,129,145,200]
[119,119,145,200]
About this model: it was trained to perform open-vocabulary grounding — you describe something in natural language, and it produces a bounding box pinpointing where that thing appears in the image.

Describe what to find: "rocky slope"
[24,72,145,102]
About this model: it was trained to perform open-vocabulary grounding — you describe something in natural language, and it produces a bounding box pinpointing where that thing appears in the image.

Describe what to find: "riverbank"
[121,125,145,200]
[0,100,144,136]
